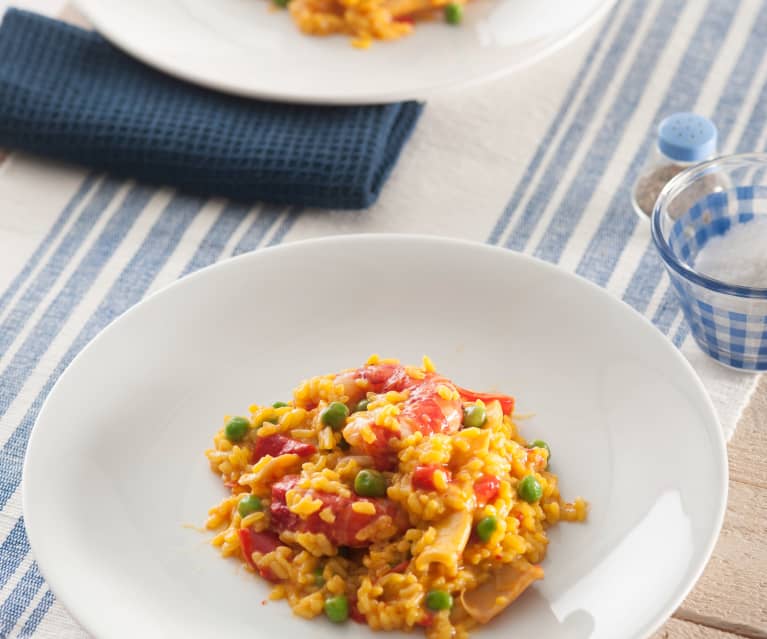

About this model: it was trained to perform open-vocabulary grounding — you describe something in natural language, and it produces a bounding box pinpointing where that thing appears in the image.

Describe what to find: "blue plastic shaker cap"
[657,113,718,162]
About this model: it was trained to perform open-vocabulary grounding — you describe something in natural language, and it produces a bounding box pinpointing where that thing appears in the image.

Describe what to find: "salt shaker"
[632,112,718,219]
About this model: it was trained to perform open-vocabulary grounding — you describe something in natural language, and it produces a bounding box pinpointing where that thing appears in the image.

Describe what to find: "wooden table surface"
[650,375,766,639]
[0,3,764,638]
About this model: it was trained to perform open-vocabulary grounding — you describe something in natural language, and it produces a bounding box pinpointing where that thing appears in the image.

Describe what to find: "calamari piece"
[414,510,473,576]
[460,560,544,624]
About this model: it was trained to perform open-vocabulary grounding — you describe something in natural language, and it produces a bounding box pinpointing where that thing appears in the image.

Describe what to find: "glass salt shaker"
[632,112,719,219]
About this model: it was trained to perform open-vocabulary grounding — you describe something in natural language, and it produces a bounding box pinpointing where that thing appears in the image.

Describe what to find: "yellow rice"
[206,356,587,639]
[274,0,470,47]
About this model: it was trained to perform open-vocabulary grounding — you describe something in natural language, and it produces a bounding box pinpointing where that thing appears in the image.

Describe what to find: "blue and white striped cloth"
[0,0,764,635]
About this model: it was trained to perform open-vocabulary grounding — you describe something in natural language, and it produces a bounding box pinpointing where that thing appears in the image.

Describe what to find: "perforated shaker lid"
[657,113,718,162]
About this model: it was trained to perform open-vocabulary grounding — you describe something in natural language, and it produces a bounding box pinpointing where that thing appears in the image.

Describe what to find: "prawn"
[338,363,463,469]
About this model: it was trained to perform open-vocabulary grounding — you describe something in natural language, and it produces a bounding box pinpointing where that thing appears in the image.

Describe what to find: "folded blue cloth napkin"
[0,9,423,209]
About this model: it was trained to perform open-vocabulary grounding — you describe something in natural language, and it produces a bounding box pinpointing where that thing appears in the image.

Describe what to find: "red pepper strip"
[252,434,317,463]
[389,560,409,574]
[456,387,515,415]
[238,529,282,582]
[394,14,413,22]
[349,598,367,624]
[417,612,434,628]
[224,480,248,494]
[412,464,451,491]
[259,566,279,583]
[473,474,500,505]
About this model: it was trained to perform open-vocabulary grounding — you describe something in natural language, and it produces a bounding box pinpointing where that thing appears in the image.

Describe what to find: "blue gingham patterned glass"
[652,154,767,371]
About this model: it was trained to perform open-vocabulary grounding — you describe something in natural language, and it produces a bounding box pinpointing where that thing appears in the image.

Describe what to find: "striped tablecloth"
[0,0,764,635]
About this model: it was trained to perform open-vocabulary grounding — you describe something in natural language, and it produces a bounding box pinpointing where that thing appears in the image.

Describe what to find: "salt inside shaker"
[632,112,718,219]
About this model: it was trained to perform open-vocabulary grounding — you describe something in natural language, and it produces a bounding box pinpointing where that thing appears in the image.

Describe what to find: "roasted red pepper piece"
[473,474,500,505]
[388,560,409,574]
[456,388,515,415]
[412,464,451,491]
[259,565,280,583]
[238,529,282,582]
[251,434,317,463]
[270,476,408,547]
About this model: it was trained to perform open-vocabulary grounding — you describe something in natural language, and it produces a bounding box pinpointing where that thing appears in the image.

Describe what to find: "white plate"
[73,0,612,104]
[24,235,727,639]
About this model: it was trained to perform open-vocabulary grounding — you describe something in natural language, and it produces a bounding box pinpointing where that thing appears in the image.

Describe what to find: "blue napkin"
[0,9,423,209]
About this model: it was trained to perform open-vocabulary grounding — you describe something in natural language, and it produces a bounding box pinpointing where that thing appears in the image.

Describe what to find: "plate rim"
[71,0,616,105]
[22,233,729,639]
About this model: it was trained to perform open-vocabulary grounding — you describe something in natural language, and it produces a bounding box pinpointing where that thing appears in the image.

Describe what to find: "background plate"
[74,0,613,104]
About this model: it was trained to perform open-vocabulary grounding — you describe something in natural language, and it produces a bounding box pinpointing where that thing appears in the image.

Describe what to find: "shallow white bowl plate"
[73,0,612,104]
[24,236,726,639]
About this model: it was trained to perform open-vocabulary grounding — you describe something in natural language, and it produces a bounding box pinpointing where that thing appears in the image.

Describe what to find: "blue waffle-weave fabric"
[665,188,767,371]
[0,9,423,209]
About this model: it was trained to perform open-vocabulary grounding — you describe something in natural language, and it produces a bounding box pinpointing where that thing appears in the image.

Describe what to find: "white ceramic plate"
[73,0,612,104]
[24,235,727,639]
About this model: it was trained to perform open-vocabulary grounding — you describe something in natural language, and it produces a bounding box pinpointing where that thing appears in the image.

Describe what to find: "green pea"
[530,440,551,469]
[324,595,349,622]
[462,404,487,429]
[425,590,453,611]
[321,402,350,430]
[237,495,263,518]
[314,566,325,587]
[354,398,370,413]
[476,515,497,542]
[444,3,462,24]
[354,469,387,497]
[518,475,543,503]
[224,416,249,442]
[272,401,289,408]
[273,0,289,7]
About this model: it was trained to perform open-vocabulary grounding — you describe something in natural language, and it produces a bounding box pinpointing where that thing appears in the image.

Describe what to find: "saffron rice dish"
[277,0,470,48]
[206,356,587,639]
